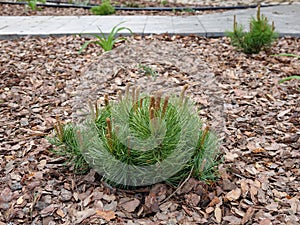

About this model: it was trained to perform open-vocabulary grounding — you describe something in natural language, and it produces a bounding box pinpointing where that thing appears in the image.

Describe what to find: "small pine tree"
[226,4,278,54]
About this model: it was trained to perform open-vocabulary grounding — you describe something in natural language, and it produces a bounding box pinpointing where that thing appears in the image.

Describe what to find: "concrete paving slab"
[53,16,100,35]
[83,16,147,35]
[0,16,54,35]
[0,4,299,38]
[143,16,173,34]
[0,17,31,31]
[173,16,206,35]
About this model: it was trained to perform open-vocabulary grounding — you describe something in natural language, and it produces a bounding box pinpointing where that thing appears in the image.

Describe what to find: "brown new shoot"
[95,100,99,119]
[162,95,169,118]
[104,94,109,107]
[155,91,162,111]
[149,107,155,120]
[149,96,155,113]
[55,115,64,142]
[180,84,189,104]
[200,125,210,149]
[117,90,122,102]
[125,83,131,99]
[106,117,113,151]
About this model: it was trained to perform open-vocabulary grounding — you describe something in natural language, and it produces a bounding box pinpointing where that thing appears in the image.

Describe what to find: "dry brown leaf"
[40,204,59,217]
[259,218,272,225]
[83,194,93,207]
[224,152,239,162]
[251,148,266,153]
[96,210,116,221]
[214,206,222,223]
[225,188,241,201]
[74,208,96,224]
[208,196,221,207]
[240,180,249,198]
[186,193,201,207]
[265,202,279,211]
[241,207,254,225]
[205,207,214,214]
[56,208,66,218]
[16,196,24,205]
[223,216,242,224]
[0,187,12,203]
[144,192,159,214]
[121,198,140,213]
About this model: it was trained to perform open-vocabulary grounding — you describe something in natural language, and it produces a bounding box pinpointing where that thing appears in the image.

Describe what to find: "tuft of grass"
[49,85,220,189]
[78,22,132,53]
[226,4,278,54]
[91,0,115,15]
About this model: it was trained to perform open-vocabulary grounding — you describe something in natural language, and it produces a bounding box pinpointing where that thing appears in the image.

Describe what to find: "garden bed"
[0,34,299,224]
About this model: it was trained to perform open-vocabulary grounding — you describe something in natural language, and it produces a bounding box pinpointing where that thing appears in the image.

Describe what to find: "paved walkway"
[0,4,299,39]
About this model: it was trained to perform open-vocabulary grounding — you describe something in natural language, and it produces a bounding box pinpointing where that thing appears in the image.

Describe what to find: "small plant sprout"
[125,1,141,8]
[79,22,132,53]
[138,64,159,80]
[161,0,168,6]
[226,4,278,54]
[273,53,300,59]
[181,8,195,13]
[279,76,300,84]
[49,85,220,188]
[90,0,115,15]
[27,0,46,11]
[273,53,300,89]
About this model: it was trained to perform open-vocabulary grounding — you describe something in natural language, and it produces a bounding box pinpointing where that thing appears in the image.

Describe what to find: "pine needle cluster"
[226,5,278,54]
[49,85,220,188]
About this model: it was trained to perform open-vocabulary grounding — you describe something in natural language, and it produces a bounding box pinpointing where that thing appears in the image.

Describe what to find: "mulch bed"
[0,0,296,16]
[0,34,299,224]
[0,2,226,16]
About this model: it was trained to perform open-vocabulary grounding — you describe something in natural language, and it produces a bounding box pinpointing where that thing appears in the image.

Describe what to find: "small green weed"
[79,22,132,53]
[274,53,300,88]
[125,1,140,8]
[138,64,158,80]
[226,4,278,54]
[72,0,90,6]
[279,76,300,84]
[161,0,168,6]
[91,0,115,15]
[181,8,195,13]
[27,0,45,11]
[273,53,300,59]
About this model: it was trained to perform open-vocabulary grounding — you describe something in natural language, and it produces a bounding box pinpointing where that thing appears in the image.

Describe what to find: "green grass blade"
[273,53,300,59]
[78,40,95,54]
[279,76,300,84]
